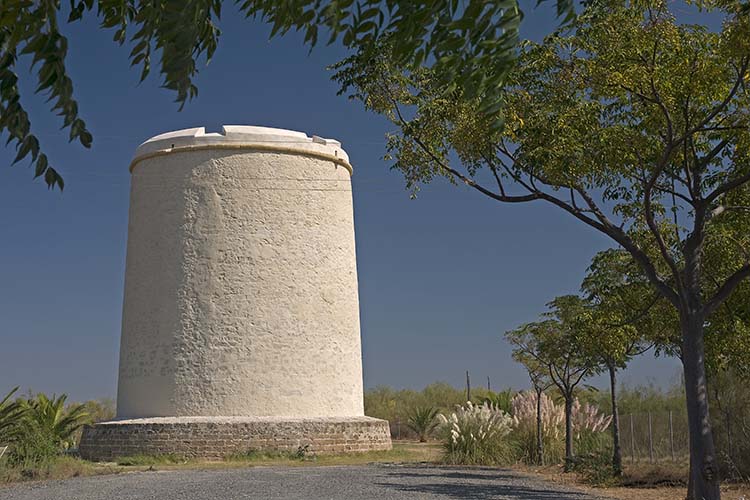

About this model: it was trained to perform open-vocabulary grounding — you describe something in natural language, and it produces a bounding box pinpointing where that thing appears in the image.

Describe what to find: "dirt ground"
[512,463,749,500]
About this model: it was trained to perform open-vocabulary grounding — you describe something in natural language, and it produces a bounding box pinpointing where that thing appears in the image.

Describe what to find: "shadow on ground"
[375,466,601,499]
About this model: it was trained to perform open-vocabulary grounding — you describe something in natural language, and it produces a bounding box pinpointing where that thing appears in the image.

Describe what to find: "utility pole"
[466,370,471,402]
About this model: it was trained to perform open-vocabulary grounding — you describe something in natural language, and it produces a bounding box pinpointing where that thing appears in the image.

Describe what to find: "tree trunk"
[682,311,721,500]
[536,386,544,465]
[564,395,574,472]
[608,362,622,477]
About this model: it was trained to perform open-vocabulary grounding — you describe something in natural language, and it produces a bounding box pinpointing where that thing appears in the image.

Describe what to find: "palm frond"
[0,387,26,443]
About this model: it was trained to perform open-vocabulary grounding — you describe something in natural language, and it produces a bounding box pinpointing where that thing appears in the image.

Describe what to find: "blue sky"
[1,3,718,402]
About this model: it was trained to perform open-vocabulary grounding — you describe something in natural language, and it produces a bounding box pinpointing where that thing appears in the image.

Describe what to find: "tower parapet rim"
[130,125,352,174]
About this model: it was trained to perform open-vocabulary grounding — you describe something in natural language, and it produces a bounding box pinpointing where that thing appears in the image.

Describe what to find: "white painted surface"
[132,125,349,165]
[116,127,364,418]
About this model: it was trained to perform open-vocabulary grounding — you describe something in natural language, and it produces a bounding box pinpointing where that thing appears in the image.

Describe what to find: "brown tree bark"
[608,362,623,477]
[535,386,544,465]
[682,310,721,500]
[564,394,574,472]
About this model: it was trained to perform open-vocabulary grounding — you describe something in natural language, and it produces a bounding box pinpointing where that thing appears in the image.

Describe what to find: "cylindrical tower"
[79,126,391,460]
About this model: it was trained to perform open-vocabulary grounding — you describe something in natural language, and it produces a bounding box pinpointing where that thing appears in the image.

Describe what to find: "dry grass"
[0,442,442,485]
[116,441,442,470]
[512,462,750,500]
[0,456,120,484]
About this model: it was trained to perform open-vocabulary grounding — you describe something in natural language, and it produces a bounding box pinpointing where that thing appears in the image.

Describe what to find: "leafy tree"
[0,0,576,190]
[335,2,750,497]
[405,406,440,442]
[506,296,598,470]
[578,249,669,476]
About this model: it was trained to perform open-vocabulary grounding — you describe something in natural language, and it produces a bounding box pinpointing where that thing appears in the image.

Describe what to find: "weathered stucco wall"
[116,126,365,419]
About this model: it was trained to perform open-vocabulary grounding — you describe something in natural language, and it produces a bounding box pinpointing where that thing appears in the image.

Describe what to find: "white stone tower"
[80,126,391,460]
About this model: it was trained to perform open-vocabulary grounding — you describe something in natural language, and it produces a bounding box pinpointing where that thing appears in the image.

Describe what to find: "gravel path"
[0,464,612,500]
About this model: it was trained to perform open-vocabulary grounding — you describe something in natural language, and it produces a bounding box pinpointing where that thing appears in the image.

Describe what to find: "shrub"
[6,393,90,466]
[364,382,502,439]
[507,391,612,465]
[6,429,59,469]
[406,407,440,442]
[572,450,619,486]
[481,389,514,413]
[509,390,564,465]
[438,401,514,465]
[22,394,90,451]
[82,399,115,423]
[571,399,612,436]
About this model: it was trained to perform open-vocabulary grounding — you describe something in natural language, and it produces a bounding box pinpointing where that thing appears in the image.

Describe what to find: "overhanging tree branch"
[705,264,750,316]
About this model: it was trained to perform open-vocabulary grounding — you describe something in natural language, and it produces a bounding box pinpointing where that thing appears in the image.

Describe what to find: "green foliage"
[80,398,115,424]
[0,388,25,444]
[21,394,89,451]
[579,249,668,368]
[335,0,750,329]
[438,401,515,465]
[510,422,565,465]
[1,390,99,469]
[6,428,59,469]
[405,407,440,442]
[339,6,750,493]
[0,0,577,189]
[0,455,109,484]
[584,382,685,416]
[116,454,186,466]
[571,449,619,486]
[510,390,565,465]
[575,428,613,457]
[481,389,513,413]
[364,382,499,438]
[505,297,597,397]
[708,368,750,479]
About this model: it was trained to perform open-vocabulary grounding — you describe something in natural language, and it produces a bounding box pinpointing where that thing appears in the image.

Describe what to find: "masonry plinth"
[79,126,391,461]
[79,416,391,461]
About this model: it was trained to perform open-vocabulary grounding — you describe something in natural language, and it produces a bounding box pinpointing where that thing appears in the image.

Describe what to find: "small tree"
[506,296,598,470]
[578,249,670,475]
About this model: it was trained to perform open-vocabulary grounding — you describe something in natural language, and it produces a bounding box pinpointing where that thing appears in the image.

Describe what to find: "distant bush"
[406,407,440,442]
[438,401,514,465]
[364,383,510,440]
[481,389,514,414]
[82,398,115,424]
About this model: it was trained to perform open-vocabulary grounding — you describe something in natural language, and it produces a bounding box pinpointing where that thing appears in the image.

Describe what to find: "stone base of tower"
[78,416,392,462]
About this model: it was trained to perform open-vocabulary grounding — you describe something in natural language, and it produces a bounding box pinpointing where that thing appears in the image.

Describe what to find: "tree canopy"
[336,2,750,497]
[1,0,577,190]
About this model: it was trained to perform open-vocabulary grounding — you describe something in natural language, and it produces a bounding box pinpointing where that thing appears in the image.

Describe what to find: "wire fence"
[619,411,690,463]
